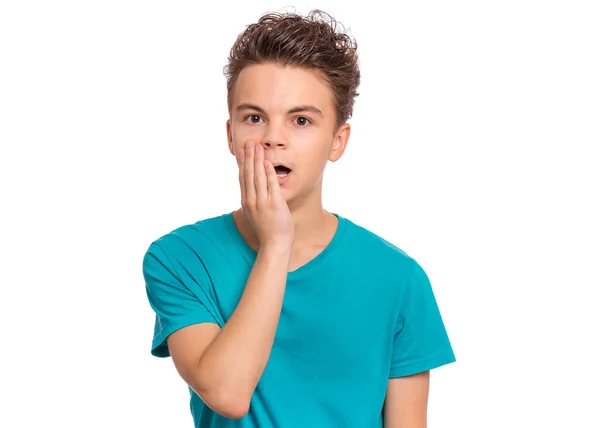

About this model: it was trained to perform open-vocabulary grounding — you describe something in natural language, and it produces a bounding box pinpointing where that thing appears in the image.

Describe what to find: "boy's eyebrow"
[236,103,323,117]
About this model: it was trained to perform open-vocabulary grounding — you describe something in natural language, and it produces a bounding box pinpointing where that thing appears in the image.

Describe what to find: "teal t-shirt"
[143,212,455,427]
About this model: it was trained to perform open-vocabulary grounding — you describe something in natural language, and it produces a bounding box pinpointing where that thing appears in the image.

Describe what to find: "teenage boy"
[143,10,455,428]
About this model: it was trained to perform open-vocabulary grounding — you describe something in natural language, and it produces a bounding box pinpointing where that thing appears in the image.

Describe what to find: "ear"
[226,119,235,156]
[329,123,351,162]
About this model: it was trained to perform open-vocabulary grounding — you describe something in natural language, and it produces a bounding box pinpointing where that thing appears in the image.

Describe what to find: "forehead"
[232,63,335,113]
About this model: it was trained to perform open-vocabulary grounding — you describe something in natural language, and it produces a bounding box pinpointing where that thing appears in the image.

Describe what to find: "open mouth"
[274,165,291,177]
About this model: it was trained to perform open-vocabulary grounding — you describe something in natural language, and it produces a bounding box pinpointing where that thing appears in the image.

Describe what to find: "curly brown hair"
[224,9,360,129]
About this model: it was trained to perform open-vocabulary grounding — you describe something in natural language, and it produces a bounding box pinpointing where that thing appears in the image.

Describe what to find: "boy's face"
[227,63,350,205]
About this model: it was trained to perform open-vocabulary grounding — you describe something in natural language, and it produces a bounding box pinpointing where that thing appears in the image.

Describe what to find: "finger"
[264,160,281,197]
[237,147,246,203]
[244,141,256,205]
[254,144,267,201]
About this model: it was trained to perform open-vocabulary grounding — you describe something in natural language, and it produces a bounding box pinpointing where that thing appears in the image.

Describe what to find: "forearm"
[384,373,430,428]
[196,244,291,407]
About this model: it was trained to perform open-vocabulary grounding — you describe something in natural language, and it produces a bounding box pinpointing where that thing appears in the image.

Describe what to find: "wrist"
[258,241,293,258]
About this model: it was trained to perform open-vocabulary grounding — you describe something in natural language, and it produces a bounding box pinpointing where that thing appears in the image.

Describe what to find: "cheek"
[232,122,262,146]
[230,124,247,162]
[303,141,333,175]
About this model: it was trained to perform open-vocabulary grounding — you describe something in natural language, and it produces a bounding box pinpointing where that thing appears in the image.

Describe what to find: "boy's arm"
[166,141,293,419]
[384,371,430,428]
[167,243,291,419]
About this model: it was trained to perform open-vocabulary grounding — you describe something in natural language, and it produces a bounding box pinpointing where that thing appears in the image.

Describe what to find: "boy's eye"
[295,117,310,126]
[246,115,262,123]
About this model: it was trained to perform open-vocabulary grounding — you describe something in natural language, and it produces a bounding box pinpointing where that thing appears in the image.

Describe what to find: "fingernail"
[255,144,261,153]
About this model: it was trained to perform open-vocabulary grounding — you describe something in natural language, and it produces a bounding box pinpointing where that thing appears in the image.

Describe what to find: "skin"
[166,62,430,425]
[226,62,348,270]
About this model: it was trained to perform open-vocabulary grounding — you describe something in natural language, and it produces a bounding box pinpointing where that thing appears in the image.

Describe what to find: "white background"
[1,1,599,427]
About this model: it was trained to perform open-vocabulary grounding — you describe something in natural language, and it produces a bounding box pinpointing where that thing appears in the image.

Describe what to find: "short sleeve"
[143,242,218,358]
[389,259,456,378]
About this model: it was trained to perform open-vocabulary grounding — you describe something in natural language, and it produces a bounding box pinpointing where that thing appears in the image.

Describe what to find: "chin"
[282,191,296,204]
[282,187,316,209]
[278,186,297,203]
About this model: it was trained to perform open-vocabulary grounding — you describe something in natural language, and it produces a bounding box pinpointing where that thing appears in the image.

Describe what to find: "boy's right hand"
[237,140,295,248]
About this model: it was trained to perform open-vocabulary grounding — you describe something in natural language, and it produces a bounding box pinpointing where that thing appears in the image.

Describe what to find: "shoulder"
[340,215,419,275]
[145,212,232,258]
[342,215,415,261]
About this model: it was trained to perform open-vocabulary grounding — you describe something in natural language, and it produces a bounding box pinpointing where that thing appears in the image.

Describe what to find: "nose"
[260,123,287,149]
